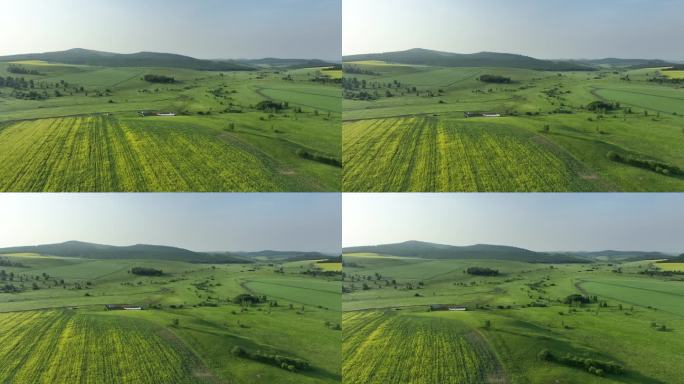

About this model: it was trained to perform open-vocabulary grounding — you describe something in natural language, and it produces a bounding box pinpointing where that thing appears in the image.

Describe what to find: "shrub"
[295,149,341,167]
[479,74,512,84]
[466,267,499,276]
[143,74,175,83]
[131,267,163,276]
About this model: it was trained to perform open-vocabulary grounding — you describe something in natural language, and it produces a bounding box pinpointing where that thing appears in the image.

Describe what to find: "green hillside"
[343,241,586,263]
[0,48,252,71]
[0,241,241,263]
[344,48,594,71]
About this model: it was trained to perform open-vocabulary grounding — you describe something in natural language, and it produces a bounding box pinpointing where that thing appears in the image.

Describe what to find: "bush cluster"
[231,346,310,372]
[607,151,683,176]
[539,349,624,376]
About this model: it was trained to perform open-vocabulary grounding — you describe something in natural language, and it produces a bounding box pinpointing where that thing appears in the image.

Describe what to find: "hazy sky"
[344,0,684,60]
[344,194,684,253]
[0,0,341,60]
[0,194,341,253]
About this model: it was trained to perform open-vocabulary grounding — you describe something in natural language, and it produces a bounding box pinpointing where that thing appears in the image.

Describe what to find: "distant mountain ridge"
[343,241,586,263]
[233,250,336,261]
[578,58,675,69]
[344,48,595,71]
[0,241,332,263]
[572,250,674,261]
[239,58,337,69]
[0,48,254,71]
[344,48,676,71]
[0,48,336,71]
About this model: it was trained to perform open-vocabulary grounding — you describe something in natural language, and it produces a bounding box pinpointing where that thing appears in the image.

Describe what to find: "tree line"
[607,151,683,177]
[7,64,42,75]
[143,74,175,83]
[466,267,499,276]
[538,349,624,377]
[479,74,512,84]
[231,346,311,372]
[130,267,163,276]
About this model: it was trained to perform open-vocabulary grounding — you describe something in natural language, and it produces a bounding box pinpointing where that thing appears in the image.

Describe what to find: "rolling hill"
[233,250,337,261]
[239,58,337,69]
[343,241,586,263]
[579,58,675,68]
[0,48,253,71]
[343,48,595,71]
[0,241,244,263]
[569,250,675,261]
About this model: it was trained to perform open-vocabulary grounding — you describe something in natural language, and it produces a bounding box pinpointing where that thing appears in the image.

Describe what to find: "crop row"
[0,116,281,191]
[0,310,204,384]
[343,116,589,192]
[342,311,502,384]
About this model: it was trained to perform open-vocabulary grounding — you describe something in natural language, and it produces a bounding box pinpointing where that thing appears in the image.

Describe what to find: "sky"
[343,194,684,253]
[344,0,684,60]
[0,194,341,254]
[0,0,341,60]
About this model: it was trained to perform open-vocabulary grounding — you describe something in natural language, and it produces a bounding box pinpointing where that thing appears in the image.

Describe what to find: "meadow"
[0,253,342,383]
[342,252,684,383]
[0,60,341,191]
[342,61,684,191]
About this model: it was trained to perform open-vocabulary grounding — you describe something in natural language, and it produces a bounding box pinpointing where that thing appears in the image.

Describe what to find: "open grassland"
[0,62,340,191]
[342,311,505,384]
[342,253,684,383]
[342,62,684,191]
[0,253,341,383]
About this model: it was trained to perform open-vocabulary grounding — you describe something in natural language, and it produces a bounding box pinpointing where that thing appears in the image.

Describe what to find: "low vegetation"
[343,57,684,191]
[0,250,342,383]
[343,250,684,383]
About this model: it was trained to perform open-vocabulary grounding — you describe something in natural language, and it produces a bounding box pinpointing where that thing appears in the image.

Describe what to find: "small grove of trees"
[342,65,379,76]
[255,100,287,112]
[563,294,594,305]
[143,74,175,83]
[0,257,26,268]
[231,346,311,372]
[479,74,512,84]
[7,64,42,75]
[607,151,683,177]
[232,293,262,305]
[295,149,341,167]
[466,267,499,276]
[538,349,624,377]
[587,100,619,112]
[130,267,163,276]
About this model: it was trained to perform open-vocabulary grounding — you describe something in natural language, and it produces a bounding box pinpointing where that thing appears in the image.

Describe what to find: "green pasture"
[342,253,684,383]
[0,253,341,383]
[0,61,340,191]
[342,62,684,191]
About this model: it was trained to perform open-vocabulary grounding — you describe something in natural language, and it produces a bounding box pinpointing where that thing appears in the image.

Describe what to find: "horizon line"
[0,240,340,255]
[342,47,683,62]
[0,47,341,63]
[342,240,681,255]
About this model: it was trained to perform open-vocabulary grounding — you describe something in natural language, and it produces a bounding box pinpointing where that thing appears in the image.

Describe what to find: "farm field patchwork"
[0,251,342,384]
[342,59,684,191]
[0,58,341,191]
[342,251,684,383]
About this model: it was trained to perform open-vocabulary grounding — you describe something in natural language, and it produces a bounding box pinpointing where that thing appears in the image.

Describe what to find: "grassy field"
[0,61,341,191]
[342,62,684,191]
[342,253,684,383]
[0,253,341,383]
